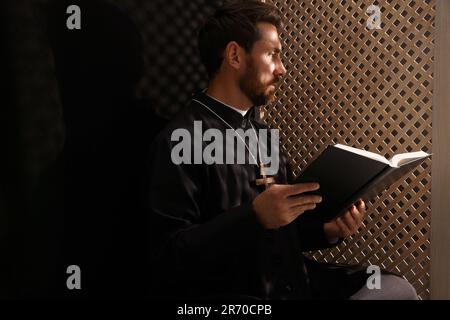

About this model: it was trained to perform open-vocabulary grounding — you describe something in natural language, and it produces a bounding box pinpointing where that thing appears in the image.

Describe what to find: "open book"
[294,143,431,221]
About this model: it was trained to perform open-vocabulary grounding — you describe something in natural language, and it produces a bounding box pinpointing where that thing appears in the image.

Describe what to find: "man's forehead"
[256,22,282,50]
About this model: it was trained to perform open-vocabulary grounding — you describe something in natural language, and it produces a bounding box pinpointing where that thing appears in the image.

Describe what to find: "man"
[149,0,417,300]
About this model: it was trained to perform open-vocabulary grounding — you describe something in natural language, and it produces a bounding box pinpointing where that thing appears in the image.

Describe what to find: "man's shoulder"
[153,98,207,144]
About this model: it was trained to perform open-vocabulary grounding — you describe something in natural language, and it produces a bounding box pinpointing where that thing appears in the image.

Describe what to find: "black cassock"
[148,91,368,299]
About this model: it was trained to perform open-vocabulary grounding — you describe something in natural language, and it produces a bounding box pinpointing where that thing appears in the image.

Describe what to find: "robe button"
[285,284,292,292]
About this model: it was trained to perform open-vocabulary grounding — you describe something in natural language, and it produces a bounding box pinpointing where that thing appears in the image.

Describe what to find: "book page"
[390,151,431,167]
[333,144,391,165]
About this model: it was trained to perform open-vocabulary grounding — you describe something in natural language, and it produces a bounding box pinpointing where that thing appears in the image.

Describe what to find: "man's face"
[239,22,287,106]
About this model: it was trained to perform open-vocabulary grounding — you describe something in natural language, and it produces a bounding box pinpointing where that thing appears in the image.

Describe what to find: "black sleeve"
[296,213,343,251]
[284,158,343,251]
[148,134,264,274]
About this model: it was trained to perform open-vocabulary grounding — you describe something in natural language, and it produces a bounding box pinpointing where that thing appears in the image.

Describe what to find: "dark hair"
[198,0,282,78]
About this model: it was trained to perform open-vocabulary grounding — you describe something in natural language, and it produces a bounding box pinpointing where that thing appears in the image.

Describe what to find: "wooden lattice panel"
[265,0,434,299]
[108,0,221,117]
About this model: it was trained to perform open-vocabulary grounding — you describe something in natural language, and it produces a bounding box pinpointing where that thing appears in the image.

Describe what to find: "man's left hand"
[323,199,366,240]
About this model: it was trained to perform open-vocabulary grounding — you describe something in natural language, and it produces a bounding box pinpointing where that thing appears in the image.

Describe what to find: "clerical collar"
[204,93,248,117]
[193,90,257,128]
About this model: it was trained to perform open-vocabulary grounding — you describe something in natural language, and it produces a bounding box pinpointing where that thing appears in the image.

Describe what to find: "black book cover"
[295,145,431,222]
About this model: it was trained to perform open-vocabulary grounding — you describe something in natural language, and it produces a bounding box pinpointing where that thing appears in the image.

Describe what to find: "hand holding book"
[323,198,366,241]
[295,143,432,222]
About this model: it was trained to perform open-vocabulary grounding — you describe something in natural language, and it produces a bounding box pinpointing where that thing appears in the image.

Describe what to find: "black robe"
[148,91,342,299]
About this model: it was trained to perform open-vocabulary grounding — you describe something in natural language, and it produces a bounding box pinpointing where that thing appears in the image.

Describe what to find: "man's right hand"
[251,183,322,229]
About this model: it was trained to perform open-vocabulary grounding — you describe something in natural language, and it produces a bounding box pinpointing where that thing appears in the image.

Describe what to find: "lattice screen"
[264,0,434,299]
[108,0,222,117]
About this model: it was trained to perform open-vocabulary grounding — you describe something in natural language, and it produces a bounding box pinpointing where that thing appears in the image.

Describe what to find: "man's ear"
[223,41,245,71]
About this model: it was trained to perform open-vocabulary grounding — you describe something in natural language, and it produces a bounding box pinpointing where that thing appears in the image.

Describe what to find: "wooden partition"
[264,0,434,299]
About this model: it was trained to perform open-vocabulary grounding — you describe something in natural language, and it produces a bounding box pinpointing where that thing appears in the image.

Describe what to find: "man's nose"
[275,61,287,77]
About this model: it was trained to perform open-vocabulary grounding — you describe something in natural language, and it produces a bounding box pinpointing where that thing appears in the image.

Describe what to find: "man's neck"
[205,76,253,112]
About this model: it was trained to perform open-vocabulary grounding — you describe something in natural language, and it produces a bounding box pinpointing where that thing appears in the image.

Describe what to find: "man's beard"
[239,60,279,106]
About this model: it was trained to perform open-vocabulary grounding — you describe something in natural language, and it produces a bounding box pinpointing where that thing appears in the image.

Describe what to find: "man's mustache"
[270,77,282,86]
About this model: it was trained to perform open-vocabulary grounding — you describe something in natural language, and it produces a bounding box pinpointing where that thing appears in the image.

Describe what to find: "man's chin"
[265,90,277,103]
[255,93,274,106]
[247,89,276,106]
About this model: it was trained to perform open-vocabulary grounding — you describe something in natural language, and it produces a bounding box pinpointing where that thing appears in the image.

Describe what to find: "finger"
[336,217,352,237]
[357,199,366,216]
[348,205,363,229]
[283,182,320,197]
[357,199,366,211]
[286,194,322,208]
[342,210,358,233]
[288,203,316,217]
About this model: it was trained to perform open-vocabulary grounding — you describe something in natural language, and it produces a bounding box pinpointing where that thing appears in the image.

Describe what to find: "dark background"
[0,0,221,298]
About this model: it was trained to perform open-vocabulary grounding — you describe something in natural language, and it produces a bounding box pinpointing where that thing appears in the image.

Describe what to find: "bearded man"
[148,0,417,300]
